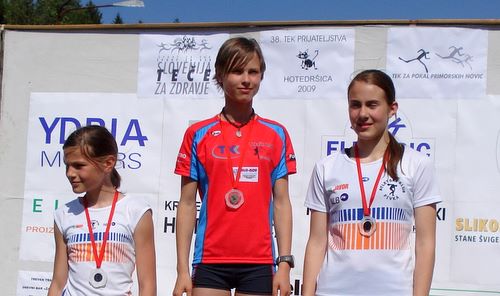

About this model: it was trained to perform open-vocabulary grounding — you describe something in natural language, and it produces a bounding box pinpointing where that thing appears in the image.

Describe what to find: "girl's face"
[348,81,398,143]
[221,53,262,105]
[63,147,114,194]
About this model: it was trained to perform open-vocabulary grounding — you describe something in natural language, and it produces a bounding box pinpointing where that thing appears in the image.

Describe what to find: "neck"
[84,185,117,208]
[221,106,255,127]
[222,103,254,123]
[354,132,390,163]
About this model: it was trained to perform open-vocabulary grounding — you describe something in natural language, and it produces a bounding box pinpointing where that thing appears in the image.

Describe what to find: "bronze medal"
[219,110,256,211]
[225,189,244,209]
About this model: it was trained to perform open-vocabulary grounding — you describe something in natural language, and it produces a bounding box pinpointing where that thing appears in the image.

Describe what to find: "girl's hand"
[172,272,193,296]
[272,265,291,296]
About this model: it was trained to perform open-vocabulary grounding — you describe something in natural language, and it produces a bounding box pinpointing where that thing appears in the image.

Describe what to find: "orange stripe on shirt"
[329,221,411,250]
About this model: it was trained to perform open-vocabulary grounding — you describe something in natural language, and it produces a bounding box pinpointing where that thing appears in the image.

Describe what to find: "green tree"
[4,0,34,25]
[3,0,101,24]
[53,0,102,24]
[1,0,5,23]
[82,0,102,23]
[112,12,123,24]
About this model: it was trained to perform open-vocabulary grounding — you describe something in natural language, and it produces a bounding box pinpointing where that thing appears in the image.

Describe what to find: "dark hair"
[63,125,121,188]
[214,37,266,88]
[348,69,403,181]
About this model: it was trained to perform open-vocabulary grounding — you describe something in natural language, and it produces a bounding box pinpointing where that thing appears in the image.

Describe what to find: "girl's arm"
[302,210,328,296]
[134,209,157,296]
[413,203,437,296]
[47,223,68,296]
[172,176,198,296]
[272,176,293,296]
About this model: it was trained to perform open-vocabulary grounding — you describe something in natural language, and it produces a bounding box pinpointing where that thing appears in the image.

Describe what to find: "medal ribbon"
[219,114,256,190]
[354,145,387,217]
[84,191,119,269]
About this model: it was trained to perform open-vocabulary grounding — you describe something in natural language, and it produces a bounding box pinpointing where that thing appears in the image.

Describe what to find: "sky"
[96,0,500,25]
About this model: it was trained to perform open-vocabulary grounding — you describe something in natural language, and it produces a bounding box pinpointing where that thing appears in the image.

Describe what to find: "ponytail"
[110,168,121,188]
[386,132,403,181]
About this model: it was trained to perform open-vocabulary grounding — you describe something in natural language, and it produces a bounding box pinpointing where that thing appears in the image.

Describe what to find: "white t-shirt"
[305,147,441,296]
[54,193,150,296]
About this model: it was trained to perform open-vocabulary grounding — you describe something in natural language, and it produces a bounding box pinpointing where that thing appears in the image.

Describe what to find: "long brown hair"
[348,69,403,181]
[63,125,121,188]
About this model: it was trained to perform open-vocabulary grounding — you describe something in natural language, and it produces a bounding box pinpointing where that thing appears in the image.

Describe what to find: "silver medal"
[225,189,244,209]
[89,268,108,289]
[358,216,376,237]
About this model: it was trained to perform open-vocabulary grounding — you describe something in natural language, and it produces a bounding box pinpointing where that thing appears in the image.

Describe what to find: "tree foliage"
[3,0,34,24]
[0,0,4,23]
[112,12,122,24]
[2,0,102,24]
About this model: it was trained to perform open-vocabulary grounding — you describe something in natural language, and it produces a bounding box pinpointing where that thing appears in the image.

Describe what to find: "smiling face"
[220,53,262,105]
[63,146,114,195]
[348,80,398,143]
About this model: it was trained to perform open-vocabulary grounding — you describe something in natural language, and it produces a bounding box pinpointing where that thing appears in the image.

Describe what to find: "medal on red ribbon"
[354,145,387,237]
[84,191,119,288]
[89,268,108,288]
[220,111,256,210]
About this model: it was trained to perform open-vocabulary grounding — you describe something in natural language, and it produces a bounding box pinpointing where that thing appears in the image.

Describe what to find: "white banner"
[16,271,52,296]
[138,33,229,98]
[387,27,487,99]
[10,27,500,296]
[445,97,500,288]
[259,29,355,99]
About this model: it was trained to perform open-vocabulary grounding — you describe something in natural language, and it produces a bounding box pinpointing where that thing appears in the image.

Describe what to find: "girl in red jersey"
[173,37,297,296]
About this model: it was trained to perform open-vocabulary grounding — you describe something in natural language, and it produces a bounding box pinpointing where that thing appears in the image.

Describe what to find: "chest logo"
[380,179,406,201]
